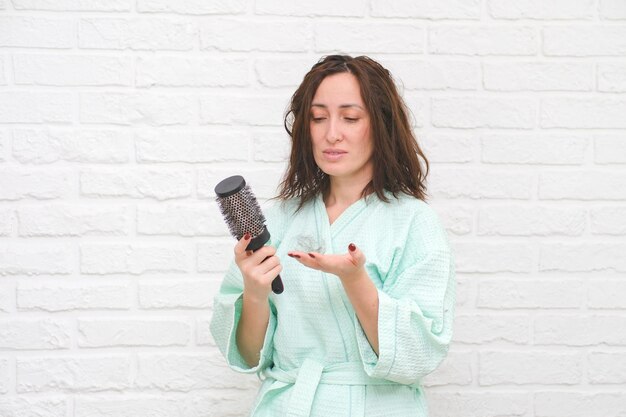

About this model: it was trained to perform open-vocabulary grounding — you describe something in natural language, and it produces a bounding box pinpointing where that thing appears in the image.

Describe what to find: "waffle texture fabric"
[210,191,456,417]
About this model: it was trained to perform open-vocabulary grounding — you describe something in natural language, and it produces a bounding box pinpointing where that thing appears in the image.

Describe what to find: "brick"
[315,22,424,54]
[433,204,474,235]
[598,63,626,92]
[479,351,583,385]
[139,280,217,309]
[0,398,67,417]
[384,60,479,91]
[454,242,534,273]
[539,171,626,200]
[541,98,626,128]
[600,0,626,19]
[594,134,626,163]
[0,282,12,312]
[199,94,289,126]
[0,17,74,48]
[0,319,71,350]
[372,0,480,18]
[138,0,245,14]
[454,314,530,344]
[481,134,588,164]
[257,0,365,16]
[540,243,626,272]
[198,239,234,273]
[0,56,5,85]
[136,352,259,391]
[200,19,311,52]
[13,129,130,164]
[137,203,226,236]
[0,169,73,201]
[432,98,535,128]
[255,58,317,87]
[479,279,583,309]
[14,54,132,86]
[0,358,7,393]
[0,129,6,161]
[0,208,13,236]
[544,26,626,56]
[17,356,131,392]
[80,168,193,200]
[588,280,626,309]
[74,393,256,417]
[136,56,248,87]
[535,392,626,417]
[590,207,626,235]
[588,352,626,383]
[135,129,249,163]
[196,316,215,346]
[18,205,129,237]
[429,392,528,417]
[488,0,595,19]
[535,315,626,346]
[80,93,196,126]
[13,0,131,11]
[17,283,131,311]
[0,92,74,123]
[253,130,291,162]
[421,134,475,164]
[81,243,191,275]
[429,26,537,55]
[478,206,586,236]
[455,277,471,307]
[198,167,284,200]
[484,62,592,91]
[429,168,533,199]
[78,319,190,347]
[422,350,473,386]
[79,18,195,50]
[0,243,73,276]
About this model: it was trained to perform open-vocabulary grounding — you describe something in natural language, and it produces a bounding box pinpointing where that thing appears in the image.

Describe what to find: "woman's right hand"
[234,233,282,302]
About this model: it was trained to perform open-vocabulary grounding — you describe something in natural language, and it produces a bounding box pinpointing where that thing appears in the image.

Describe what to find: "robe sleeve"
[209,200,287,374]
[355,206,455,385]
[209,259,277,373]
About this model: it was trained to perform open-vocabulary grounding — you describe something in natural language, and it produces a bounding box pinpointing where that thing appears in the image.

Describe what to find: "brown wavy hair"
[276,55,429,210]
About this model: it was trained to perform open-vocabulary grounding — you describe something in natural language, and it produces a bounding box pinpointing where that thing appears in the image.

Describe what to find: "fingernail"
[308,253,316,259]
[294,254,301,259]
[348,243,356,252]
[287,253,294,257]
[244,232,251,240]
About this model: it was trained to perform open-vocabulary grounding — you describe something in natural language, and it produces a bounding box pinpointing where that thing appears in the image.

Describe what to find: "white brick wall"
[0,1,625,416]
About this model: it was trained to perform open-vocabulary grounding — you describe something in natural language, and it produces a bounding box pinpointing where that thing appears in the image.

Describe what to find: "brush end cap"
[214,175,245,198]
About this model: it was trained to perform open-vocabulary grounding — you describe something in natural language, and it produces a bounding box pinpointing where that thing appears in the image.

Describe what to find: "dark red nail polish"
[294,254,301,259]
[287,253,294,257]
[348,243,356,252]
[308,253,316,259]
[244,232,251,240]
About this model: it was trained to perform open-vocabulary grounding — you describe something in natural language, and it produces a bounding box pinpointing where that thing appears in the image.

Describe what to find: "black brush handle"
[247,231,283,295]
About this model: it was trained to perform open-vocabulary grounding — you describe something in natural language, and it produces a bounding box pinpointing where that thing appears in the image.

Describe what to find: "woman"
[210,55,455,417]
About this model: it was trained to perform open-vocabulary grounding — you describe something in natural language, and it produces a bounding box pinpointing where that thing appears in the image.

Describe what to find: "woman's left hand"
[287,243,367,284]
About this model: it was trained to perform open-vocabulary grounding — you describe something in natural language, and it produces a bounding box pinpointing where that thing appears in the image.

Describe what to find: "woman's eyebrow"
[311,103,364,110]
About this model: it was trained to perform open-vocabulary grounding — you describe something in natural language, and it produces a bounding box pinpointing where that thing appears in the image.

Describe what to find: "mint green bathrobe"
[210,191,455,417]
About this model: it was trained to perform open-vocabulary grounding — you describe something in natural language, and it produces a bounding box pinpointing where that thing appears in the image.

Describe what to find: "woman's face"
[309,72,374,184]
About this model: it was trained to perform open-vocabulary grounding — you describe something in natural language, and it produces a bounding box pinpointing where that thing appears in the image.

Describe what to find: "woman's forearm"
[341,270,380,355]
[235,293,270,367]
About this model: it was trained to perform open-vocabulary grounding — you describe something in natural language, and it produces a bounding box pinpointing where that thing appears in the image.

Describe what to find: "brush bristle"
[215,184,266,239]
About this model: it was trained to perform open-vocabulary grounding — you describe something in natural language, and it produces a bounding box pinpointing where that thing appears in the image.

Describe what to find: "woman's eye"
[311,117,326,122]
[344,117,359,123]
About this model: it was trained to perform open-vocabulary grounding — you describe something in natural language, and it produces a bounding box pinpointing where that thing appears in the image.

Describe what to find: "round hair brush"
[214,175,284,294]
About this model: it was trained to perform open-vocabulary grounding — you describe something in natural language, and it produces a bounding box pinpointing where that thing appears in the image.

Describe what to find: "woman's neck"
[324,175,372,208]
